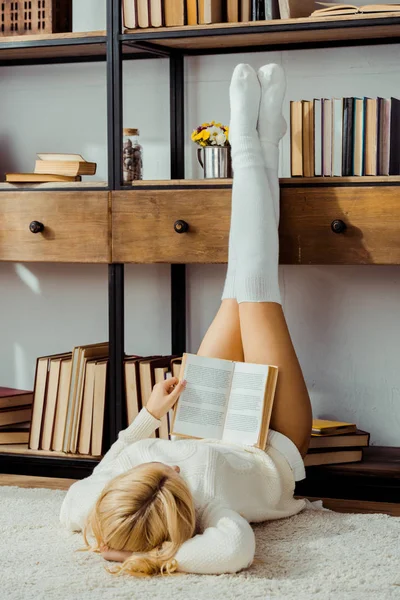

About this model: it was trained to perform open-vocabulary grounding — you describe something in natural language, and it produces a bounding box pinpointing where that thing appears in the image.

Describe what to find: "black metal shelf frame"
[1,4,400,478]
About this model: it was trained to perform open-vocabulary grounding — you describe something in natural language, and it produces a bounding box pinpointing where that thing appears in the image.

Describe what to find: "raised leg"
[197,299,244,363]
[231,63,312,457]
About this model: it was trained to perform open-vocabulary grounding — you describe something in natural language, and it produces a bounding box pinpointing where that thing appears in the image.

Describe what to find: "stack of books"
[122,0,303,28]
[304,419,370,467]
[27,346,180,456]
[5,153,97,184]
[0,387,33,444]
[290,97,400,177]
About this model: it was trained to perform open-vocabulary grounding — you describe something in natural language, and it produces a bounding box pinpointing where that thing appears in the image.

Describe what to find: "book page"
[222,362,270,446]
[172,354,234,439]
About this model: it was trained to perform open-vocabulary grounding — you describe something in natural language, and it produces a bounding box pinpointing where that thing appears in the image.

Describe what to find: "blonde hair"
[78,462,196,577]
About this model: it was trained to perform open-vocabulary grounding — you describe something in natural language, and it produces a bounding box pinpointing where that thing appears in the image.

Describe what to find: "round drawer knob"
[331,219,347,234]
[29,221,44,234]
[174,220,189,234]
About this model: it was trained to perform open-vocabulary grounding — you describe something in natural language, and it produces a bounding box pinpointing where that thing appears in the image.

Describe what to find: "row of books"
[0,387,33,444]
[290,97,400,177]
[5,153,97,184]
[122,0,297,29]
[0,345,182,456]
[304,419,369,467]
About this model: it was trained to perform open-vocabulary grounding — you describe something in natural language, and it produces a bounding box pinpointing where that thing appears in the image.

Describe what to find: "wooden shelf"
[130,176,400,189]
[295,446,400,503]
[0,444,99,460]
[0,31,147,65]
[0,181,108,191]
[123,13,400,53]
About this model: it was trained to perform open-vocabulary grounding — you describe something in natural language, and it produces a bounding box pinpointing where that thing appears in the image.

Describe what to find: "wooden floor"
[0,474,399,516]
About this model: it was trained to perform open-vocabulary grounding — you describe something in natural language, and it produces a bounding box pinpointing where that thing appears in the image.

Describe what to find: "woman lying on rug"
[60,62,312,577]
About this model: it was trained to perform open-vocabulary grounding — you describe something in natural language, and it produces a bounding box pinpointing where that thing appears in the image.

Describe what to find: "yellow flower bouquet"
[191,121,230,147]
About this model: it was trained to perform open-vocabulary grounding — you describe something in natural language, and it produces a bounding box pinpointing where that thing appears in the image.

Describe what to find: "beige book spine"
[40,359,62,451]
[78,362,96,455]
[29,358,49,450]
[51,359,72,452]
[91,362,108,457]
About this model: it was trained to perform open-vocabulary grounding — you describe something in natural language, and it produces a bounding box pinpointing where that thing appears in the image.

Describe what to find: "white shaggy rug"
[1,486,399,600]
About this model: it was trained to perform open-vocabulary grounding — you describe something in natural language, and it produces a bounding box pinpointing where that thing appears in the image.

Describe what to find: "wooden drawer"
[279,185,400,264]
[0,192,110,263]
[113,185,400,265]
[112,190,231,263]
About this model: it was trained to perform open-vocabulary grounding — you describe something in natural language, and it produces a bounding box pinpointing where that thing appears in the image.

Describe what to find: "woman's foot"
[229,63,263,168]
[257,63,287,171]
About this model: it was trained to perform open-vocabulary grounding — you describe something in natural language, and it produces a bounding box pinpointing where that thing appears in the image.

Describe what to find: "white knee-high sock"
[222,63,261,300]
[257,63,287,225]
[228,64,281,305]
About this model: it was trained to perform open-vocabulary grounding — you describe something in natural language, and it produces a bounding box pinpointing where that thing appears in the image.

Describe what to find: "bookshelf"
[0,3,399,502]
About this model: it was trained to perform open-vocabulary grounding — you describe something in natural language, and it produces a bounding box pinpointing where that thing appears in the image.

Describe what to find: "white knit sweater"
[60,408,307,574]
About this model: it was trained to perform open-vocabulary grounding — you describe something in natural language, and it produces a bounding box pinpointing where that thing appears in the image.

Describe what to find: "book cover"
[0,387,33,410]
[304,448,363,467]
[312,418,357,435]
[91,360,109,457]
[302,100,314,178]
[377,97,391,176]
[198,0,222,23]
[322,99,332,176]
[165,0,185,25]
[137,0,150,27]
[353,97,366,176]
[364,97,378,176]
[290,100,303,176]
[187,0,198,24]
[332,98,343,176]
[150,0,163,26]
[122,0,138,29]
[309,428,370,449]
[240,0,252,20]
[314,99,322,177]
[389,97,400,175]
[342,97,355,177]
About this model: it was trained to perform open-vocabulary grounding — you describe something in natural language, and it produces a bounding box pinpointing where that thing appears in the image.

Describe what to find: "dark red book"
[0,387,33,410]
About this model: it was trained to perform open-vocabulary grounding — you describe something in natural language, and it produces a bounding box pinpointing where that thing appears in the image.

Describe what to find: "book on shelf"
[314,99,322,176]
[0,422,31,445]
[150,0,163,27]
[342,97,355,176]
[137,0,150,27]
[332,98,343,176]
[251,0,280,20]
[124,355,161,426]
[311,3,400,18]
[290,100,303,176]
[364,97,378,176]
[322,98,332,176]
[302,100,314,178]
[170,353,278,449]
[77,360,97,455]
[304,448,363,466]
[5,173,82,183]
[228,0,240,22]
[353,97,366,176]
[309,428,370,449]
[187,0,198,24]
[52,357,73,451]
[91,359,109,456]
[165,0,185,25]
[198,0,223,24]
[290,95,400,178]
[34,156,97,177]
[0,387,33,410]
[241,0,252,20]
[0,406,32,428]
[122,0,137,28]
[29,351,72,450]
[312,419,357,435]
[63,342,109,453]
[40,354,72,451]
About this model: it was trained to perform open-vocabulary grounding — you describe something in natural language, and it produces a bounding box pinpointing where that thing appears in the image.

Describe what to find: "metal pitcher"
[197,146,232,179]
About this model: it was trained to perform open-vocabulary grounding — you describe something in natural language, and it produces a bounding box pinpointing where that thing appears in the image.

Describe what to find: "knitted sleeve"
[174,501,256,574]
[91,407,161,475]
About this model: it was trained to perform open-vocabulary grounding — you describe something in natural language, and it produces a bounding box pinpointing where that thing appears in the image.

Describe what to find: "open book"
[312,3,400,17]
[170,353,278,449]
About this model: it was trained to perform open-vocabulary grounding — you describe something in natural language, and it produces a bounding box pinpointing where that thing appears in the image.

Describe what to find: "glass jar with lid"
[122,128,143,183]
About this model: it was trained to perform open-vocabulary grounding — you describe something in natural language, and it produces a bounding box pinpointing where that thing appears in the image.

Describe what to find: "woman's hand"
[146,377,187,420]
